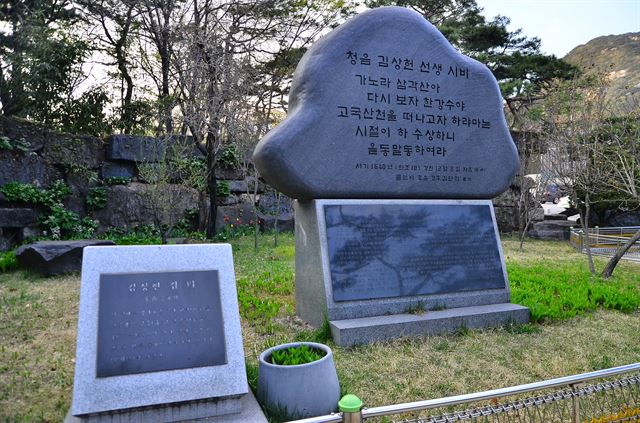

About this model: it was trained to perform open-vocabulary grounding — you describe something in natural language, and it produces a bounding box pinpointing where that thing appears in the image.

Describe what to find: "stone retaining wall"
[0,117,273,251]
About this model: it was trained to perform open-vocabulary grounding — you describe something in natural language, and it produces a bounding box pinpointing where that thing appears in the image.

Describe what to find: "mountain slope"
[563,32,640,106]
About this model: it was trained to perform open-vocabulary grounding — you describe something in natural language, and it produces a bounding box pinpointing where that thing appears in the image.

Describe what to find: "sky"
[475,0,640,58]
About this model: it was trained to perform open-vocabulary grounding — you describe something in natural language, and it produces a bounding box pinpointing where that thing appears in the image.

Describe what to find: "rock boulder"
[16,240,116,276]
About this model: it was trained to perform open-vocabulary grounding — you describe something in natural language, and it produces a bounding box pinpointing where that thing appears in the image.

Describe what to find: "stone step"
[330,303,530,347]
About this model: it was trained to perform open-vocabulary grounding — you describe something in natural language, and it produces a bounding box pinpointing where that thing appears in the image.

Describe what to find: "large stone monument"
[253,7,529,347]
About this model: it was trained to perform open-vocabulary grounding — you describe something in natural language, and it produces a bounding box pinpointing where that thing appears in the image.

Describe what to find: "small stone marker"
[69,244,261,422]
[254,7,529,346]
[253,7,518,199]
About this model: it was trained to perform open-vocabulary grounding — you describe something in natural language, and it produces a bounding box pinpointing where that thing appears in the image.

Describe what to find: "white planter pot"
[257,342,340,418]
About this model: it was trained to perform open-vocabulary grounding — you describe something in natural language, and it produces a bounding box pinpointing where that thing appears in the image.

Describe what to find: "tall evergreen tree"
[366,0,579,121]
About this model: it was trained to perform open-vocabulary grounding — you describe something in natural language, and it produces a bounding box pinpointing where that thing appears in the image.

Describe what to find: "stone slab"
[0,207,38,227]
[253,7,518,200]
[324,202,507,301]
[295,199,512,328]
[527,220,576,240]
[0,150,61,186]
[16,240,116,276]
[102,161,136,179]
[330,303,530,347]
[106,135,165,163]
[71,244,247,419]
[64,390,267,423]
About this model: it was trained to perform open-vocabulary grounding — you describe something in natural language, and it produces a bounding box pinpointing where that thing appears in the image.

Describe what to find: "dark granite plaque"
[96,270,226,378]
[325,204,506,301]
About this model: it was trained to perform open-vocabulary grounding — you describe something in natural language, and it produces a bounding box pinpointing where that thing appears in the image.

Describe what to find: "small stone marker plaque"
[325,203,506,302]
[71,244,247,421]
[253,7,518,200]
[96,270,226,378]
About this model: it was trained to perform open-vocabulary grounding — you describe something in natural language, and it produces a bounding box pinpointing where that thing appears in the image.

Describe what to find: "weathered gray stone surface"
[0,208,38,227]
[0,150,61,186]
[72,244,248,419]
[16,240,116,276]
[215,204,257,230]
[493,206,519,233]
[257,211,294,233]
[258,190,294,216]
[65,391,267,423]
[228,180,248,194]
[0,116,49,152]
[101,161,136,179]
[545,214,568,221]
[106,135,165,162]
[94,183,198,231]
[43,134,105,169]
[254,7,518,200]
[330,303,530,347]
[607,211,640,227]
[527,220,576,240]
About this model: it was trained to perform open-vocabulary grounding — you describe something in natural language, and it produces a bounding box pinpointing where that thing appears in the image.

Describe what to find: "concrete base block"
[65,391,268,423]
[330,303,530,347]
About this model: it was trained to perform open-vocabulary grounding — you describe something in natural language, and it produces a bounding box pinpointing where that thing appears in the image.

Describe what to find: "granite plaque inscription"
[253,7,518,200]
[96,270,226,377]
[325,204,506,301]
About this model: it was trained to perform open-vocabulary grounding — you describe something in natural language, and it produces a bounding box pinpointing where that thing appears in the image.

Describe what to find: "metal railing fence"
[569,226,640,262]
[288,363,640,423]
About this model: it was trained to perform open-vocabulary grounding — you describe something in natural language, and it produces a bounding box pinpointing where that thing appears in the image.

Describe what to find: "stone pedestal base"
[330,303,530,347]
[65,391,267,423]
[295,199,530,345]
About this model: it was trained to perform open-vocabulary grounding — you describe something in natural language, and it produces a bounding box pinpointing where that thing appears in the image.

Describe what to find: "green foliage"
[86,187,107,211]
[113,100,158,135]
[104,176,131,185]
[0,181,96,239]
[0,251,19,272]
[508,261,640,323]
[56,88,112,136]
[232,233,295,334]
[0,136,10,150]
[217,145,240,168]
[590,355,614,371]
[170,208,200,237]
[404,301,426,314]
[170,157,207,191]
[269,344,326,366]
[102,225,162,245]
[216,180,231,198]
[0,136,29,152]
[245,362,259,392]
[294,317,333,344]
[215,223,255,241]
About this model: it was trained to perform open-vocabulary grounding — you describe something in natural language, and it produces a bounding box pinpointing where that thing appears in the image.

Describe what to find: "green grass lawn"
[0,233,639,422]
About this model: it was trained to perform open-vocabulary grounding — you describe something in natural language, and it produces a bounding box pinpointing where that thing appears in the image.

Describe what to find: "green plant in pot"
[257,342,340,419]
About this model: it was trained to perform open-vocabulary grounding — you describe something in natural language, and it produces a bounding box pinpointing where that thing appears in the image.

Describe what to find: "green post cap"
[339,394,363,413]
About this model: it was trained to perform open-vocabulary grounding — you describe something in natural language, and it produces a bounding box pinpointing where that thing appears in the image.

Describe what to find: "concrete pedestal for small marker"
[67,244,267,422]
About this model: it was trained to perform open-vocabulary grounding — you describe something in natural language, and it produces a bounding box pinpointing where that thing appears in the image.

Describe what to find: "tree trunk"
[253,169,260,252]
[273,191,281,247]
[519,216,533,251]
[580,195,596,275]
[601,229,640,278]
[206,151,217,238]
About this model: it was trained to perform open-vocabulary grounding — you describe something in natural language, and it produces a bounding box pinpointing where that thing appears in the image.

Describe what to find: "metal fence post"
[339,395,363,423]
[571,383,581,423]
